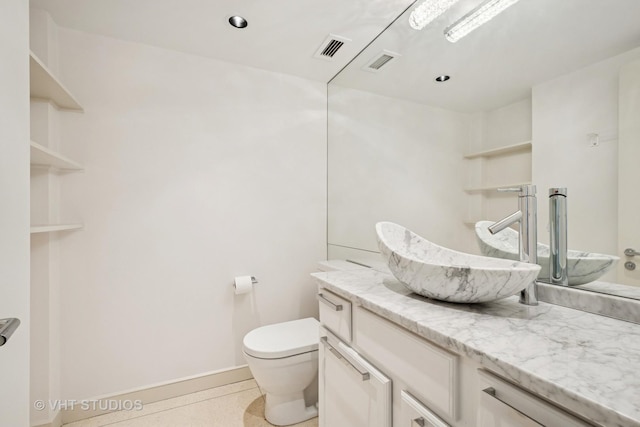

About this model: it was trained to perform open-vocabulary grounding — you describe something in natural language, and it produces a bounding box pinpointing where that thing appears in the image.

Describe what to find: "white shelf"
[30,141,83,170]
[30,224,83,234]
[464,141,531,159]
[464,182,532,193]
[29,51,83,111]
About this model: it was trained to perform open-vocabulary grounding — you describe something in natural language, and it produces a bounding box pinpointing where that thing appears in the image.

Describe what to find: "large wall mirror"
[327,0,640,299]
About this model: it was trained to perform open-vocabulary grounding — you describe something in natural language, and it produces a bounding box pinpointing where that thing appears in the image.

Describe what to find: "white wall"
[30,10,65,425]
[532,46,640,274]
[467,99,532,225]
[55,29,327,400]
[327,85,472,258]
[0,0,31,425]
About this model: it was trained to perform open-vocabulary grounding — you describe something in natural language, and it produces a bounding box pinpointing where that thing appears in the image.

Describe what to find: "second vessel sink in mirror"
[376,222,541,303]
[475,221,619,285]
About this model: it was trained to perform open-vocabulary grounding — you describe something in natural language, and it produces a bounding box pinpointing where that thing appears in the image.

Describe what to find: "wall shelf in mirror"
[464,141,531,159]
[29,51,83,111]
[30,224,83,234]
[30,141,83,171]
[464,182,532,193]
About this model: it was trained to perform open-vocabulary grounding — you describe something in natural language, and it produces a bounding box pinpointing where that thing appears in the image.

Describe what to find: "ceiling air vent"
[314,34,351,61]
[362,50,401,73]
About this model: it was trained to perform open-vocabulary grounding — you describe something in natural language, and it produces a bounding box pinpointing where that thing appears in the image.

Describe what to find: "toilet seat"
[243,317,319,359]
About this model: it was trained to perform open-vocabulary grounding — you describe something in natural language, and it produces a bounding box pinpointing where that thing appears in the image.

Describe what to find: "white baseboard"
[32,409,63,427]
[61,365,253,424]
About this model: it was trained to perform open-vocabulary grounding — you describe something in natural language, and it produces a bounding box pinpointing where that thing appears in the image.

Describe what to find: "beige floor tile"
[63,379,260,427]
[63,381,318,427]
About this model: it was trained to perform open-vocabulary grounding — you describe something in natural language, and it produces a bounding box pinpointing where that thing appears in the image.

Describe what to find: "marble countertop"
[312,268,640,427]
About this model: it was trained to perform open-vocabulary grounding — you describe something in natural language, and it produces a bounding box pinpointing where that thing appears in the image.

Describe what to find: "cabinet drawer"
[477,370,593,427]
[319,327,392,427]
[355,307,458,420]
[400,390,451,427]
[318,288,352,342]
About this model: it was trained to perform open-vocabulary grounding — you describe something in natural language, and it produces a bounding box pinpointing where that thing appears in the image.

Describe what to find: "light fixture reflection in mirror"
[409,0,460,30]
[445,0,521,42]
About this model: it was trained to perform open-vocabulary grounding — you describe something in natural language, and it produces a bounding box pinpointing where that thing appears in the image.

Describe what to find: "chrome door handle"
[317,293,343,311]
[401,390,450,427]
[624,248,640,257]
[0,318,20,347]
[321,336,370,381]
[482,387,540,424]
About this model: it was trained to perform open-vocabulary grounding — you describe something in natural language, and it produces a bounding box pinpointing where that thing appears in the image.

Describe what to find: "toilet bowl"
[243,317,319,426]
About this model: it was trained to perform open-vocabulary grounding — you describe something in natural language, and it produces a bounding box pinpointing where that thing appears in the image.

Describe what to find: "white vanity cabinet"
[476,370,593,427]
[318,288,392,427]
[353,306,460,427]
[319,327,392,427]
[318,285,597,427]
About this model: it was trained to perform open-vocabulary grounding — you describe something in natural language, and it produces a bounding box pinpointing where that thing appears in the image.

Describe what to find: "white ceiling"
[30,0,640,112]
[332,0,640,112]
[29,0,415,83]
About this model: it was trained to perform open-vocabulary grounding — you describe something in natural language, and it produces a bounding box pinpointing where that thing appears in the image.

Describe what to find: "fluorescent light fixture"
[409,0,460,30]
[444,0,520,42]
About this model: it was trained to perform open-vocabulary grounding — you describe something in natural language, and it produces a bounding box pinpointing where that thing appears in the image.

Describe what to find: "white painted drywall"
[467,99,532,226]
[55,29,327,400]
[327,85,471,257]
[0,1,31,425]
[532,46,640,282]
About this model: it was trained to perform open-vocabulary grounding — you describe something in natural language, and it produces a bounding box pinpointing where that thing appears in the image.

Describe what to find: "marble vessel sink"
[375,222,541,303]
[475,221,619,286]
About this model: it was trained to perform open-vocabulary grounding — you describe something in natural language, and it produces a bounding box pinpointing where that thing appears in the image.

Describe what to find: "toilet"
[243,317,320,426]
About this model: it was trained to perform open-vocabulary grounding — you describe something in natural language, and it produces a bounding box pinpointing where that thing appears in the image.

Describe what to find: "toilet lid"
[243,317,319,359]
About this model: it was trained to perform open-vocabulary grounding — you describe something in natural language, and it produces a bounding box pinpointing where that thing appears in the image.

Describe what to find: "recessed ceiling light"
[229,16,248,29]
[435,75,451,82]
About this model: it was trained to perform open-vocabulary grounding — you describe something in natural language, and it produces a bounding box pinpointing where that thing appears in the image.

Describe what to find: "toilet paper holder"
[233,275,259,295]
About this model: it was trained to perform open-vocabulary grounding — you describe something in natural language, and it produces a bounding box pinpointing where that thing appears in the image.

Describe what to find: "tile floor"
[63,380,318,427]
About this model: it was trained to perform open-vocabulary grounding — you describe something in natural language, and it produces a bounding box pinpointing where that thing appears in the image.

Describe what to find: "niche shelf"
[29,50,84,236]
[29,51,83,111]
[30,224,84,234]
[464,141,531,159]
[30,141,83,171]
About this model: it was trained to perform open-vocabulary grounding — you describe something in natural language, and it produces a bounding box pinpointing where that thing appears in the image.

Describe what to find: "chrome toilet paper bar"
[0,318,21,347]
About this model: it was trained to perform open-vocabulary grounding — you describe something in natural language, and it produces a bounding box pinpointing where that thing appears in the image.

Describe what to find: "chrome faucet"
[488,184,538,305]
[549,188,568,286]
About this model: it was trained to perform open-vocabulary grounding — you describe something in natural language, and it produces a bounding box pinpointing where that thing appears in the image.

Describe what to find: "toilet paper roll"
[234,276,253,295]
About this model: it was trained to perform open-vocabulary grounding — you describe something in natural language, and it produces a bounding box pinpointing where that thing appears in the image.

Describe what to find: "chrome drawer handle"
[482,387,539,423]
[401,390,450,427]
[317,293,343,311]
[321,336,369,381]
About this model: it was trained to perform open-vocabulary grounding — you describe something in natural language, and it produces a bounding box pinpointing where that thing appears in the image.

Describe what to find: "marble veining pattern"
[312,269,640,427]
[577,281,640,300]
[475,221,619,285]
[537,282,640,324]
[376,222,540,303]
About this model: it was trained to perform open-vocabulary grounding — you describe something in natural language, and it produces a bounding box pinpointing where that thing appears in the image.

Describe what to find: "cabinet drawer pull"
[321,336,370,381]
[401,390,450,427]
[317,293,343,311]
[482,387,540,424]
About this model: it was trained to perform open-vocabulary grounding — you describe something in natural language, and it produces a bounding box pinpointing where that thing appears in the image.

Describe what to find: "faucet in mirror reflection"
[488,184,538,305]
[548,188,568,286]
